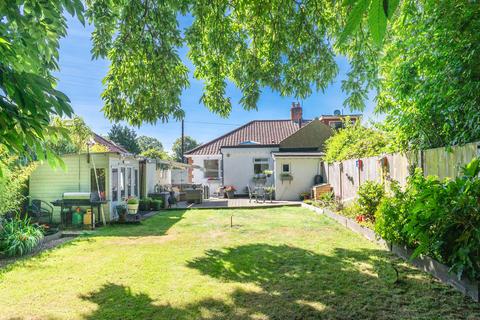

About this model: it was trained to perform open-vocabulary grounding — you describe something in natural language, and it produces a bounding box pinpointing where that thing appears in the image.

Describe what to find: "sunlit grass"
[0,207,478,319]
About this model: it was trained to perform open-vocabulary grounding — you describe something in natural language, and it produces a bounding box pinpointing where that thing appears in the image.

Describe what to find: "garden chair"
[247,185,258,203]
[256,187,267,203]
[26,199,53,224]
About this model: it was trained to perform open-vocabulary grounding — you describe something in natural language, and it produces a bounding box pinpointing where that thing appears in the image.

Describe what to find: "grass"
[0,207,479,319]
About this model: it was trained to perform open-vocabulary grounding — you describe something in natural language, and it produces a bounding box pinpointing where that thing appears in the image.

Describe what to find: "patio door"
[110,165,139,218]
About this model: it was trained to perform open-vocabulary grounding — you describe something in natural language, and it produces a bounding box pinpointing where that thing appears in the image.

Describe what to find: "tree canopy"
[172,136,200,162]
[137,136,164,153]
[140,148,170,160]
[0,0,84,165]
[378,1,480,150]
[107,124,141,154]
[3,0,479,163]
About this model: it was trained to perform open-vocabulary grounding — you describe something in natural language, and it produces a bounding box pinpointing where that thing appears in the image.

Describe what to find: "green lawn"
[0,207,479,319]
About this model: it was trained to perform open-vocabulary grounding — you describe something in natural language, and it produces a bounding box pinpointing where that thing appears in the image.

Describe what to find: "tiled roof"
[186,120,310,155]
[92,133,130,154]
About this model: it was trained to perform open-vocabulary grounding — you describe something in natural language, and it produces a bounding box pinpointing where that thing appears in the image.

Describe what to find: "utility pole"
[181,119,185,163]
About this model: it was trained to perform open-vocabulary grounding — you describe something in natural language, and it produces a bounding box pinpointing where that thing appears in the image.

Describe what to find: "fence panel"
[327,141,480,201]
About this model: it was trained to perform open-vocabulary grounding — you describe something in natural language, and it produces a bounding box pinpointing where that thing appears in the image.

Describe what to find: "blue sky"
[55,15,376,152]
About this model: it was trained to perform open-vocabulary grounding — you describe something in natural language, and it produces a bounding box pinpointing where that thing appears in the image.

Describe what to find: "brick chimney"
[290,102,302,123]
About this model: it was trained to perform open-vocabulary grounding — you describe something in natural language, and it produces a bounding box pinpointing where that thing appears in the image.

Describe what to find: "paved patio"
[172,198,301,209]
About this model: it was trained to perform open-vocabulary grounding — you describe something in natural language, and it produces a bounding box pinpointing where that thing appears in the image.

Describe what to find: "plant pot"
[127,203,139,214]
[226,190,235,199]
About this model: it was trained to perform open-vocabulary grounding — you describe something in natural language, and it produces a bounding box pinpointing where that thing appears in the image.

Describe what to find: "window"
[120,168,126,199]
[134,169,138,197]
[282,163,290,173]
[254,158,269,174]
[204,159,219,179]
[111,168,118,201]
[329,121,343,129]
[91,168,106,200]
[127,168,132,196]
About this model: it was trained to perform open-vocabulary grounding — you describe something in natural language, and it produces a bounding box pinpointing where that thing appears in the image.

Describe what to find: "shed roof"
[92,133,130,154]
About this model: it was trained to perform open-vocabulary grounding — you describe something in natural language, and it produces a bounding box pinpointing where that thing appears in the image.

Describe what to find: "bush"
[376,159,480,280]
[323,120,396,163]
[139,198,152,211]
[0,217,44,257]
[126,197,139,205]
[357,181,385,221]
[151,200,163,211]
[0,149,37,216]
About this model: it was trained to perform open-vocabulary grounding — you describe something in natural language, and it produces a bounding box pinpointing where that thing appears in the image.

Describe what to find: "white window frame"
[282,163,291,173]
[204,159,220,179]
[253,158,269,174]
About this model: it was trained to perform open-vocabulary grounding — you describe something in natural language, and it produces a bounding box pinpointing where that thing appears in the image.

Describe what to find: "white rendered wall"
[274,157,323,201]
[222,147,278,194]
[188,155,223,193]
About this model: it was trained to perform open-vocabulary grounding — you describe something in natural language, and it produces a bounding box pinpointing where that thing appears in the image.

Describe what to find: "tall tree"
[136,136,163,153]
[107,124,140,154]
[172,136,200,162]
[1,0,84,165]
[378,1,480,149]
[2,0,397,163]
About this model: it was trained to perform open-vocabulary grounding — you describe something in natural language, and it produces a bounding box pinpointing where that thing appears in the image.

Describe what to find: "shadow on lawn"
[92,210,187,237]
[81,244,480,320]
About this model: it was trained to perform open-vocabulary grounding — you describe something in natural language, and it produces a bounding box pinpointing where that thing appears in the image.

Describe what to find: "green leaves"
[0,0,82,165]
[340,0,400,46]
[323,120,397,163]
[369,0,388,45]
[376,159,480,281]
[379,0,480,149]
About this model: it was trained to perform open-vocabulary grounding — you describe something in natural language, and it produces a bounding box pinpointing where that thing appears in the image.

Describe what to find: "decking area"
[173,197,301,209]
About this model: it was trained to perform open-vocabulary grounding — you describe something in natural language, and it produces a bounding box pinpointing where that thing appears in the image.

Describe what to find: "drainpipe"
[220,151,225,186]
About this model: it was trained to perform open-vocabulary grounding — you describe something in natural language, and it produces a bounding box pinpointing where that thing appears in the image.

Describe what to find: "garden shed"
[29,152,141,223]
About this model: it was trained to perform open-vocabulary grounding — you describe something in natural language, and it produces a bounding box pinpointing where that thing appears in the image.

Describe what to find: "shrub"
[139,198,152,211]
[357,181,385,221]
[126,197,139,205]
[323,120,396,163]
[376,159,480,280]
[0,149,37,216]
[151,200,163,211]
[0,217,44,257]
[375,180,417,246]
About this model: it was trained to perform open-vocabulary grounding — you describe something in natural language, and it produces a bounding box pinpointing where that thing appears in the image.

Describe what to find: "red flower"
[356,215,365,223]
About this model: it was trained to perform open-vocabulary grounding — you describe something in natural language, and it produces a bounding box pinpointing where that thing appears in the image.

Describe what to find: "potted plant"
[224,185,236,199]
[299,192,310,201]
[263,170,273,177]
[126,197,139,214]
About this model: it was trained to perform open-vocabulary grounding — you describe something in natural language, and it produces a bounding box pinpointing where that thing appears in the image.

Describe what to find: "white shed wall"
[274,157,323,201]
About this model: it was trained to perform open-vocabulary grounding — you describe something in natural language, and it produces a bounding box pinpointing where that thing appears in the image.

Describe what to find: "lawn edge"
[301,202,480,302]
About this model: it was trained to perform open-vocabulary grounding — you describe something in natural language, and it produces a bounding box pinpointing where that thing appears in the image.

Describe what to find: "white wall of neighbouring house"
[144,161,171,194]
[171,168,189,185]
[273,156,323,201]
[188,154,223,193]
[222,147,278,194]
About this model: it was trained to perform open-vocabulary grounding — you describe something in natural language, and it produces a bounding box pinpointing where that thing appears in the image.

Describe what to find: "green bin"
[72,211,84,226]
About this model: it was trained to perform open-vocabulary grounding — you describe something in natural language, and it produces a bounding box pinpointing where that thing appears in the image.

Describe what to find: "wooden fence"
[327,141,480,201]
